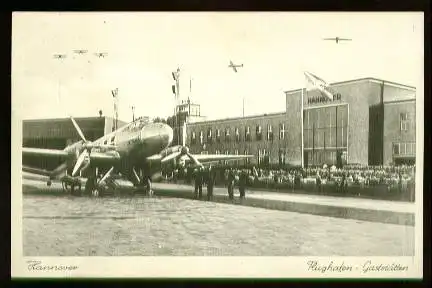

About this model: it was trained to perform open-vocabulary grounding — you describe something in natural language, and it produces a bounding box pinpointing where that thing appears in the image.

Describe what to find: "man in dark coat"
[207,166,215,201]
[227,168,235,200]
[238,170,247,200]
[194,168,203,199]
[316,172,322,194]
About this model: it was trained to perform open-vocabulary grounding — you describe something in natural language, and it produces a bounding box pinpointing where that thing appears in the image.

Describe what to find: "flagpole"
[301,85,304,168]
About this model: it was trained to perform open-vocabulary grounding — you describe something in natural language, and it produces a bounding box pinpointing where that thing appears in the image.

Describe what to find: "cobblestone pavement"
[22,194,414,256]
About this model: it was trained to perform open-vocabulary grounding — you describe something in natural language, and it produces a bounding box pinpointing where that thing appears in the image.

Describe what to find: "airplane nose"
[164,124,174,145]
[140,123,173,149]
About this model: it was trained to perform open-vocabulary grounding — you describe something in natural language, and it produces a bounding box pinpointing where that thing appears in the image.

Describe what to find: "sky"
[12,12,423,122]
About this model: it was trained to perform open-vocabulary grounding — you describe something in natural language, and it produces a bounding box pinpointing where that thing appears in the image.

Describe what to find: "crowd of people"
[164,164,416,201]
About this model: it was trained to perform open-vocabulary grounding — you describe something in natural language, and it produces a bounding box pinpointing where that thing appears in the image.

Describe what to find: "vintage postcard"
[11,12,424,278]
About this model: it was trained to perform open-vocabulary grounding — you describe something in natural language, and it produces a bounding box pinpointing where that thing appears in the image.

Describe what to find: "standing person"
[197,167,204,199]
[207,166,215,201]
[146,176,153,197]
[340,173,347,194]
[316,171,322,194]
[238,169,247,201]
[398,172,403,195]
[173,168,178,184]
[227,168,235,200]
[193,168,200,199]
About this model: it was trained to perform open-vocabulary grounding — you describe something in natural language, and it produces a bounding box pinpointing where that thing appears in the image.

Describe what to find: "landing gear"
[61,176,82,196]
[91,188,100,197]
[84,176,100,197]
[47,180,52,187]
[146,177,154,197]
[133,175,153,197]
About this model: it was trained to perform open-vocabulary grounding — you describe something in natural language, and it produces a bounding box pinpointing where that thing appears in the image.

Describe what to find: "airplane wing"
[23,147,121,170]
[182,154,254,165]
[23,147,69,158]
[22,165,52,177]
[339,38,352,41]
[323,38,336,40]
[230,60,234,66]
[232,66,238,73]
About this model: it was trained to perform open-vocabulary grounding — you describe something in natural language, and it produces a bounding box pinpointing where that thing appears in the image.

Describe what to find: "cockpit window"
[125,118,148,132]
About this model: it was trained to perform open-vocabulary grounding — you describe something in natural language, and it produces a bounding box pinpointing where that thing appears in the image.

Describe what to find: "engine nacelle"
[150,172,163,182]
[160,145,182,158]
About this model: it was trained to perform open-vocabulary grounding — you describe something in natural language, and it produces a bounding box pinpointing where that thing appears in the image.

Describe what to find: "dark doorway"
[336,151,342,168]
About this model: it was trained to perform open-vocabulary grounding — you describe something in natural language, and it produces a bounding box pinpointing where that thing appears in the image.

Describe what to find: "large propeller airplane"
[322,37,352,44]
[228,60,243,73]
[22,116,254,197]
[94,52,108,58]
[53,54,67,59]
[73,49,88,55]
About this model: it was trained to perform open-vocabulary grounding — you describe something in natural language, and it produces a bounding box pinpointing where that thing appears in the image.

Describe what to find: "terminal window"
[199,131,204,144]
[245,126,251,141]
[244,149,250,163]
[267,125,273,141]
[256,125,262,140]
[216,129,221,143]
[393,142,415,155]
[304,104,348,166]
[191,132,196,144]
[400,113,409,131]
[279,123,285,140]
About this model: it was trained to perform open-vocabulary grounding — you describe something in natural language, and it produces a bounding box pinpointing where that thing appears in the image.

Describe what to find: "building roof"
[284,77,416,94]
[187,112,286,126]
[23,116,126,124]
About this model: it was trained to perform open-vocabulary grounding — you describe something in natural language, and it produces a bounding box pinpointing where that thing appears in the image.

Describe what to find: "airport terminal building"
[22,77,416,169]
[186,77,416,167]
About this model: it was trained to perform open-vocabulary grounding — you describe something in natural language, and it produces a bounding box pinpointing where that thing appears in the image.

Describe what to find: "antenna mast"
[112,88,119,130]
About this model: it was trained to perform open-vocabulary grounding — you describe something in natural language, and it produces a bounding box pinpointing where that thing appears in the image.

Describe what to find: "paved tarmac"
[154,183,415,213]
[21,177,416,226]
[22,193,415,256]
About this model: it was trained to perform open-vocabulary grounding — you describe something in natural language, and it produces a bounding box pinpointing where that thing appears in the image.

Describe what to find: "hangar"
[22,116,128,171]
[185,77,416,167]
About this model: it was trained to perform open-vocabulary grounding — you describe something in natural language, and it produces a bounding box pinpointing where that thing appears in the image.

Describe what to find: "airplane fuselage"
[90,122,173,178]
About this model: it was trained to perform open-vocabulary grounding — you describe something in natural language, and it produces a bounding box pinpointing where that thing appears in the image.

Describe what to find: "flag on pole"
[304,71,334,100]
[111,88,118,98]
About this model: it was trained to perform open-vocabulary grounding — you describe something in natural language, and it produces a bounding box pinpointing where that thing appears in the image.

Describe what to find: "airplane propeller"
[70,116,88,143]
[69,116,115,177]
[160,122,202,167]
[69,116,92,177]
[72,149,90,176]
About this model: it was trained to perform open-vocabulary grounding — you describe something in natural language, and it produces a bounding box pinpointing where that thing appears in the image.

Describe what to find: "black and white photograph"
[11,12,423,278]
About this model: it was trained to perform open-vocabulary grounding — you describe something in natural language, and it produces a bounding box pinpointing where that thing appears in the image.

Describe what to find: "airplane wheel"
[70,185,83,197]
[47,180,52,187]
[84,177,96,196]
[92,189,99,197]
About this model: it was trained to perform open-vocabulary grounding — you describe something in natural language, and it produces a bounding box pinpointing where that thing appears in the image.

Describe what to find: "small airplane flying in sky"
[323,37,352,44]
[73,49,88,55]
[53,54,67,59]
[94,52,108,58]
[228,60,243,73]
[23,116,253,197]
